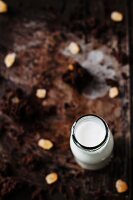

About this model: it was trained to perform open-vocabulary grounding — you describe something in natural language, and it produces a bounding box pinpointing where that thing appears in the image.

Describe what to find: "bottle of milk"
[70,114,114,170]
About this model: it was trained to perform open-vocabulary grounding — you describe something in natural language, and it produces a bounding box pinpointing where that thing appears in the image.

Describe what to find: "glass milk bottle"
[70,114,114,170]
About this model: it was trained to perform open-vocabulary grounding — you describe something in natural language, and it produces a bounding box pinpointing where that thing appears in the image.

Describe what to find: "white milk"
[70,115,114,170]
[75,118,106,147]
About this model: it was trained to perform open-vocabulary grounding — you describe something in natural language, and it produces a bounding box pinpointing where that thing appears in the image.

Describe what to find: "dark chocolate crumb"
[112,50,129,65]
[121,72,129,80]
[106,78,119,87]
[62,62,93,92]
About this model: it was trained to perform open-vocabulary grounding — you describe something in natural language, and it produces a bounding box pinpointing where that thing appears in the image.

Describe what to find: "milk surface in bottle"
[70,115,114,170]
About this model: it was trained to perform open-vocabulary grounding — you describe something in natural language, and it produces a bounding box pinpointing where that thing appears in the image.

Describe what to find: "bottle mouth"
[72,114,109,151]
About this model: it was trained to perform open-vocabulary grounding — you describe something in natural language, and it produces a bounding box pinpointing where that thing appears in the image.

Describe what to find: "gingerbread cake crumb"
[115,179,128,193]
[45,172,58,184]
[68,42,80,54]
[38,139,53,150]
[36,89,47,99]
[0,0,8,13]
[109,87,119,98]
[4,53,16,68]
[111,11,123,22]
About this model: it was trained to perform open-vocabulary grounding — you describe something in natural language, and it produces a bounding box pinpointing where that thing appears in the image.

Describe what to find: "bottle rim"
[72,114,109,151]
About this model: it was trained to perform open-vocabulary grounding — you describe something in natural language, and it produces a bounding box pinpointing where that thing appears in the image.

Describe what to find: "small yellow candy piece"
[4,53,16,68]
[115,179,128,193]
[68,64,74,71]
[111,11,123,22]
[68,42,80,55]
[38,139,53,150]
[0,0,8,13]
[109,87,119,98]
[45,172,58,185]
[36,89,46,99]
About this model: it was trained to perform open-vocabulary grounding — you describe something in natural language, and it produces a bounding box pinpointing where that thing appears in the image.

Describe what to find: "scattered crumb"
[38,139,53,150]
[68,64,74,71]
[68,42,80,55]
[45,172,58,184]
[4,53,16,68]
[0,0,8,13]
[111,11,123,22]
[115,179,128,193]
[109,87,119,98]
[11,97,20,104]
[36,89,46,99]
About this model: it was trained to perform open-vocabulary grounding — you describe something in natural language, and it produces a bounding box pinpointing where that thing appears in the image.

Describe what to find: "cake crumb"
[109,87,119,98]
[11,97,20,104]
[36,89,46,99]
[68,42,80,54]
[68,64,74,71]
[0,0,8,13]
[4,53,16,68]
[111,11,123,22]
[45,172,58,184]
[115,179,128,193]
[38,139,53,150]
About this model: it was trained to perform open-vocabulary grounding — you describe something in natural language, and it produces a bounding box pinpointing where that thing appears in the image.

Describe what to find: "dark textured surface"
[0,0,131,199]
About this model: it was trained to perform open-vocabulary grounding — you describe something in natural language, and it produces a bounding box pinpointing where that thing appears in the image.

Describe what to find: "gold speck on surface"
[0,0,8,13]
[68,64,74,71]
[4,53,16,68]
[38,139,53,150]
[115,179,128,193]
[36,89,47,99]
[11,97,20,104]
[68,42,80,55]
[109,87,119,98]
[111,11,123,22]
[45,172,58,184]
